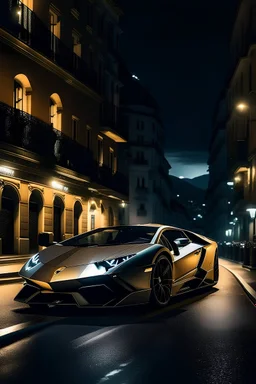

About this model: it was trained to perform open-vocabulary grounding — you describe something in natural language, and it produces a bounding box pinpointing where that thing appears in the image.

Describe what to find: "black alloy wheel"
[151,255,172,307]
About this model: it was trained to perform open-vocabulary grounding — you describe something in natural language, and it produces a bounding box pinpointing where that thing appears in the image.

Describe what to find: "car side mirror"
[38,232,54,247]
[175,238,190,247]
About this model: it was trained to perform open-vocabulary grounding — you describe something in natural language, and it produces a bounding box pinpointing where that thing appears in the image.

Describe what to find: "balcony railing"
[1,2,99,93]
[0,102,128,196]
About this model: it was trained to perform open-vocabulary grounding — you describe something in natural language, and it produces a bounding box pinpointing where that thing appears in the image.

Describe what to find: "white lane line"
[220,263,256,304]
[72,325,127,349]
[0,322,32,337]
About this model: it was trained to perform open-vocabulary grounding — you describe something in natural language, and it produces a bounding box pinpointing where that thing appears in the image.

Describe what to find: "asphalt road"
[0,267,256,384]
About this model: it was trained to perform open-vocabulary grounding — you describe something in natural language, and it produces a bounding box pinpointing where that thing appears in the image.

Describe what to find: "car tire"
[213,251,219,285]
[150,254,172,308]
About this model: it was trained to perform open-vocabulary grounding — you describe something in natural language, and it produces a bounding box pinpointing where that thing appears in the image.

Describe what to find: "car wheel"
[150,255,172,308]
[213,251,219,284]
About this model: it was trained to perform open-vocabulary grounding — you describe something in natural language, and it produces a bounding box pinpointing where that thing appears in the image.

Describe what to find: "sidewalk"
[219,257,256,304]
[0,255,31,284]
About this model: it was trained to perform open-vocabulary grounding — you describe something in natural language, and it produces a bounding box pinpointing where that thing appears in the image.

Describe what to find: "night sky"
[119,0,239,178]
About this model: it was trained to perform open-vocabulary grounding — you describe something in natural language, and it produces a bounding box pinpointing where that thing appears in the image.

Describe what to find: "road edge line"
[220,263,256,305]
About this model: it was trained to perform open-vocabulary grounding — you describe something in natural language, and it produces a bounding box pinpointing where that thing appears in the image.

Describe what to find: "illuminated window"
[17,0,32,34]
[14,81,24,111]
[49,7,61,55]
[72,30,81,57]
[13,74,32,114]
[19,0,33,9]
[97,136,103,166]
[50,93,62,131]
[72,116,79,141]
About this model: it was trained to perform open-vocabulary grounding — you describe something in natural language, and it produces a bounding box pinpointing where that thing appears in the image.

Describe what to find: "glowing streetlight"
[236,103,249,112]
[246,208,256,219]
[234,176,241,183]
[246,208,256,242]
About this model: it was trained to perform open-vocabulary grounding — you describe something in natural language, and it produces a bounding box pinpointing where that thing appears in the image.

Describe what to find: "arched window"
[50,93,62,131]
[14,74,32,114]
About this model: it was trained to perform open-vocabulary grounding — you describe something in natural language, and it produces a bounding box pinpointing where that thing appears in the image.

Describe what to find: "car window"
[162,230,186,243]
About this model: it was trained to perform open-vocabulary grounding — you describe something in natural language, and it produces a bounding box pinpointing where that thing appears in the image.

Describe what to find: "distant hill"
[184,174,209,190]
[169,175,205,203]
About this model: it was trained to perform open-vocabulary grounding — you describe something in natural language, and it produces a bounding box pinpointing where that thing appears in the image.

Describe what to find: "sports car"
[15,224,219,308]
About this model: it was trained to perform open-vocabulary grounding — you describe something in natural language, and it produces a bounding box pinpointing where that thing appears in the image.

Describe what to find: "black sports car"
[15,224,219,308]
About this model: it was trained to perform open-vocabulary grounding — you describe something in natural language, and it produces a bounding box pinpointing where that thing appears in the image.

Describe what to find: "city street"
[0,266,256,384]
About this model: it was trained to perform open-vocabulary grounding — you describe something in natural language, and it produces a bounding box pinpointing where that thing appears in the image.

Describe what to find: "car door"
[162,229,203,280]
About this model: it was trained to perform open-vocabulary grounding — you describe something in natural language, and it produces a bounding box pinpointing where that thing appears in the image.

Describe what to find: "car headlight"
[103,254,136,269]
[79,254,136,278]
[25,253,41,271]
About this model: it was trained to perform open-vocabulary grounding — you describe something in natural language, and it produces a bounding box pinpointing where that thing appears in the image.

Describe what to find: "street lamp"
[246,208,256,242]
[236,102,249,112]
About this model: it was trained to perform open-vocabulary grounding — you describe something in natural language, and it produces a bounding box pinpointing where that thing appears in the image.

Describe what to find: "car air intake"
[79,285,115,306]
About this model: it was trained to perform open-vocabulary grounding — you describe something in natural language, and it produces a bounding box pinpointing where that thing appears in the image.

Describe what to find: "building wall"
[0,0,128,254]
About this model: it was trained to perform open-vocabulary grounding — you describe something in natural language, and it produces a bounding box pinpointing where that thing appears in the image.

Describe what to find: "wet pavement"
[0,266,256,384]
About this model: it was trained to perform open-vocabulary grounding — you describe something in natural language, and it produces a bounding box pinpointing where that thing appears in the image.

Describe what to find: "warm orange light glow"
[101,130,127,143]
[236,103,249,112]
[234,176,241,183]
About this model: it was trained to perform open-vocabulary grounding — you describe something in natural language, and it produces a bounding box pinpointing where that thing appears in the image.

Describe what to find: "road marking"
[0,322,32,337]
[72,325,126,349]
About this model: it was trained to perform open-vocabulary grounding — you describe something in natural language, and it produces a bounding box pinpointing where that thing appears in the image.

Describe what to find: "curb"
[220,263,256,305]
[0,272,22,285]
[0,320,58,348]
[0,276,23,285]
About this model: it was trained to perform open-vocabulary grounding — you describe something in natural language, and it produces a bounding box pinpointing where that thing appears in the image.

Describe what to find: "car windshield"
[61,226,157,247]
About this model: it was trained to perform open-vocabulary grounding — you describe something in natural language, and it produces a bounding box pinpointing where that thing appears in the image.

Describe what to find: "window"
[86,125,91,149]
[14,81,24,111]
[97,136,103,166]
[72,30,81,58]
[17,0,32,32]
[19,0,33,10]
[161,230,187,245]
[13,75,32,114]
[109,147,114,173]
[72,116,79,141]
[137,121,144,131]
[50,93,62,130]
[136,177,146,189]
[137,135,144,143]
[49,8,60,55]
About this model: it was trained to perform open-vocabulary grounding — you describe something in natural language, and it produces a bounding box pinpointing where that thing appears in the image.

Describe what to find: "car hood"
[38,243,153,268]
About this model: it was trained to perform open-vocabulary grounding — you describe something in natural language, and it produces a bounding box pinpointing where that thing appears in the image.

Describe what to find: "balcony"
[0,102,128,196]
[0,3,99,94]
[100,101,126,143]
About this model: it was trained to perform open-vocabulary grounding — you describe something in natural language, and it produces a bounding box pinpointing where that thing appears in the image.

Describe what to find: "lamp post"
[246,208,256,242]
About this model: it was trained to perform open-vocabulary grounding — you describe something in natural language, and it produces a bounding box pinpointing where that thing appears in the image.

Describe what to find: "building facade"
[119,65,191,227]
[0,0,128,255]
[224,0,256,241]
[206,94,232,242]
